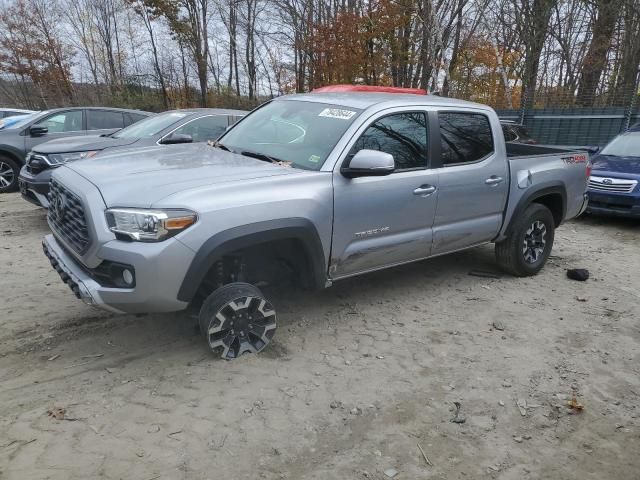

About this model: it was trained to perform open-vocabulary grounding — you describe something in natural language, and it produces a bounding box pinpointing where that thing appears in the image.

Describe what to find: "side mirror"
[587,146,601,155]
[161,133,193,145]
[29,125,48,136]
[341,149,395,178]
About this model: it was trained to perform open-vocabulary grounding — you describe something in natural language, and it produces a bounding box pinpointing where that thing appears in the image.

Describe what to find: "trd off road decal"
[561,154,587,165]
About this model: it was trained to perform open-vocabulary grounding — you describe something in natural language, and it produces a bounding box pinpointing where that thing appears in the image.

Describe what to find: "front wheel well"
[191,238,317,308]
[0,149,22,165]
[531,193,564,227]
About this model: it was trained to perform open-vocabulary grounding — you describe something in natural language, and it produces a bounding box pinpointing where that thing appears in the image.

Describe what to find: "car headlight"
[105,208,197,242]
[48,150,99,166]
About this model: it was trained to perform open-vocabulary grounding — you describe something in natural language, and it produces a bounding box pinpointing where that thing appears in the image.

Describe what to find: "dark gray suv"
[0,107,150,192]
[19,108,246,208]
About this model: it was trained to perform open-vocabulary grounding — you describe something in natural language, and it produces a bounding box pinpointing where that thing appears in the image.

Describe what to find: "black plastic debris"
[567,269,589,281]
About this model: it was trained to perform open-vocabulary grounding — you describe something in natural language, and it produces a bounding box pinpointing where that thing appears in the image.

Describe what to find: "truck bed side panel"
[498,151,588,239]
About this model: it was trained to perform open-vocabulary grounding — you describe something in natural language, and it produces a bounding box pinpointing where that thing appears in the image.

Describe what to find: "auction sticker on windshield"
[318,108,356,120]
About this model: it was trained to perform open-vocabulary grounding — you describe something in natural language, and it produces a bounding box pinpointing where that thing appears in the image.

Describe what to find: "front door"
[431,111,508,255]
[331,111,439,279]
[25,110,86,152]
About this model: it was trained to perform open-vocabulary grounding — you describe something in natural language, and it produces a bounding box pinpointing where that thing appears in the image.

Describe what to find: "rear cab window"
[438,112,494,165]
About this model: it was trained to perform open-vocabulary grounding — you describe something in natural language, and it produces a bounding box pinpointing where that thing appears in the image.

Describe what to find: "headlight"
[105,208,197,242]
[48,150,99,166]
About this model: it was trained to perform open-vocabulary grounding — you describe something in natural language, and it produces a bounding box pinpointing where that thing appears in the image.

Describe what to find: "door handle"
[485,176,504,185]
[413,185,436,196]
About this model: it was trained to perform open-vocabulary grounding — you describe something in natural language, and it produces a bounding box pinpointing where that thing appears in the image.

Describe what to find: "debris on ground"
[417,443,433,466]
[47,354,60,361]
[468,270,501,279]
[567,268,590,281]
[516,398,528,416]
[47,406,66,420]
[576,296,588,302]
[513,435,524,443]
[330,400,343,409]
[568,394,585,412]
[450,401,466,424]
[492,320,505,331]
[383,467,398,478]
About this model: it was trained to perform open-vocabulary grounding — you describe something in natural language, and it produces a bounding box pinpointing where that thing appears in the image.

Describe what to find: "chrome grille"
[588,176,638,194]
[47,180,90,253]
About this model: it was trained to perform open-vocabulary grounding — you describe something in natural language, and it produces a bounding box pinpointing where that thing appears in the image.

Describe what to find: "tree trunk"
[576,0,618,106]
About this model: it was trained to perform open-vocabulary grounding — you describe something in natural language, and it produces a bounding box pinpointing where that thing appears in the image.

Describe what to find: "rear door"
[86,109,125,136]
[331,109,439,278]
[430,110,508,255]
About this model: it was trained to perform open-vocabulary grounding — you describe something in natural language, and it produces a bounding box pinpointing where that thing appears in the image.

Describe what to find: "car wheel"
[495,203,555,277]
[0,156,19,193]
[198,282,277,359]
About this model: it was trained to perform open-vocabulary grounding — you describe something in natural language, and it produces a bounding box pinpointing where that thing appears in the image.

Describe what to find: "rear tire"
[198,282,277,360]
[0,156,19,193]
[495,203,555,277]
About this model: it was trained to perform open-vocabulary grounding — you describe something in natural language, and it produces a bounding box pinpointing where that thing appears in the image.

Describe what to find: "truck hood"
[34,135,138,154]
[64,143,299,207]
[591,154,640,180]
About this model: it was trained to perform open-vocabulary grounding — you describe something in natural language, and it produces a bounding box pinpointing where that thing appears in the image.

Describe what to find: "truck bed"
[496,143,589,242]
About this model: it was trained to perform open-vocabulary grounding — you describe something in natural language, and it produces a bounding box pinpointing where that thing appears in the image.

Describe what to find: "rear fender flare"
[501,182,567,238]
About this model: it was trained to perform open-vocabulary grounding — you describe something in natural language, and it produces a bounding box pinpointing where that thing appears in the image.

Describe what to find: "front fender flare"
[177,218,327,303]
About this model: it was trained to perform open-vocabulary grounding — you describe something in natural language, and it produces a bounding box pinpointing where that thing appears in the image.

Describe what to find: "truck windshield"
[600,133,640,157]
[112,112,188,139]
[218,100,362,170]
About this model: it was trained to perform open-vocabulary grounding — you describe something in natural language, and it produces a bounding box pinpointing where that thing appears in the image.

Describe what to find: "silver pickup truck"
[42,91,589,359]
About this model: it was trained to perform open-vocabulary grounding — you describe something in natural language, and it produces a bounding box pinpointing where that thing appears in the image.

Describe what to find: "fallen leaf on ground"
[47,406,66,420]
[568,395,584,412]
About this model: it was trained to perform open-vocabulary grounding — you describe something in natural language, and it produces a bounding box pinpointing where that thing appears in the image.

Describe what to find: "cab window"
[171,115,229,142]
[35,111,83,133]
[439,112,494,165]
[348,112,428,170]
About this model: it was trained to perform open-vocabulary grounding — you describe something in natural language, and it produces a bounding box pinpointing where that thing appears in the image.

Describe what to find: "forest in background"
[0,0,638,112]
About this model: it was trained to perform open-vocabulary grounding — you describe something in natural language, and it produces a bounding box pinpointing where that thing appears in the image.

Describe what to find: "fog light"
[122,269,134,286]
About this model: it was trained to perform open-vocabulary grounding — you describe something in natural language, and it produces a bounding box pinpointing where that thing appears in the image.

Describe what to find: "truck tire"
[495,203,555,277]
[0,156,19,193]
[198,282,277,360]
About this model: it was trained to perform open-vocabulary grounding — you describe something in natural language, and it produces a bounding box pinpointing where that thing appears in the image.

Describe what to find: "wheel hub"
[0,161,14,188]
[205,296,276,359]
[522,220,547,264]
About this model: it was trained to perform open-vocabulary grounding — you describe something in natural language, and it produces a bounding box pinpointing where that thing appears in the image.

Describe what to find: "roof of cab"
[276,91,489,112]
[164,107,248,116]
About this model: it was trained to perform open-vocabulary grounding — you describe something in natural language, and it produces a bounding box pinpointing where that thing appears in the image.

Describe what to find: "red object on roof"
[312,84,427,95]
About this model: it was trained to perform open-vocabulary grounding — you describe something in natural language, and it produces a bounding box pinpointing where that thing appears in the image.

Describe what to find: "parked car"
[0,108,35,119]
[42,88,589,359]
[586,126,640,218]
[500,120,537,144]
[0,107,150,193]
[19,108,246,208]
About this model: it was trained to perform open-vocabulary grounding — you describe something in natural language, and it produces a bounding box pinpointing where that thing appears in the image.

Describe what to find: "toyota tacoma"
[42,88,590,359]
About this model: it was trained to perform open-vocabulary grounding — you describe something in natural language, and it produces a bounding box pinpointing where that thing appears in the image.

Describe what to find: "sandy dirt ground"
[0,191,639,480]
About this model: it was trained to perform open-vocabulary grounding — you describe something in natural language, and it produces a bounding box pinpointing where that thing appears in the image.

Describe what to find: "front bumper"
[19,167,52,208]
[43,234,124,313]
[586,191,640,219]
[43,233,194,314]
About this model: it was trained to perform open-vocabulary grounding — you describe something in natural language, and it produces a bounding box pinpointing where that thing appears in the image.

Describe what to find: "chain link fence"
[479,79,640,147]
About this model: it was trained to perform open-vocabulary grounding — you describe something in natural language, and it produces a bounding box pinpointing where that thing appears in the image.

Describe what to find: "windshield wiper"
[240,150,288,165]
[209,140,232,152]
